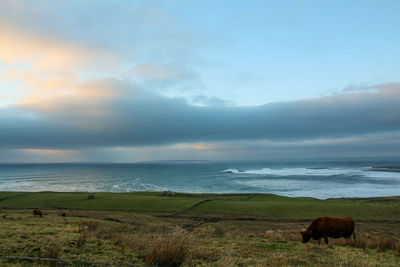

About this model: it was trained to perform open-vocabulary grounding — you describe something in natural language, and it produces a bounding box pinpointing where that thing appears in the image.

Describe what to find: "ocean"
[1,159,400,199]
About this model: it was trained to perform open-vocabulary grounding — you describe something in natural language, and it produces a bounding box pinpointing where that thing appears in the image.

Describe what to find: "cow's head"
[300,230,311,243]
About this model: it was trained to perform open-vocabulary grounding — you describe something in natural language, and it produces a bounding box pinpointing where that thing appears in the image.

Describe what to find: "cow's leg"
[352,232,356,241]
[317,238,321,245]
[324,237,328,244]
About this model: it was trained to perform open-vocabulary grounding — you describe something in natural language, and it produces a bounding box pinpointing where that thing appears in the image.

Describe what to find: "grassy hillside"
[0,192,399,266]
[1,192,399,220]
[187,194,400,220]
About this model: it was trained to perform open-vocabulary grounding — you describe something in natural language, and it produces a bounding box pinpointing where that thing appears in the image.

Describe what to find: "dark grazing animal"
[300,216,355,244]
[161,190,175,197]
[33,209,43,217]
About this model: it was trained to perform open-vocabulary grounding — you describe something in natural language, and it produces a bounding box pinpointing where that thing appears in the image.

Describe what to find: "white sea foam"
[223,167,360,176]
[222,167,400,179]
[362,170,400,179]
[2,162,400,199]
[234,176,400,199]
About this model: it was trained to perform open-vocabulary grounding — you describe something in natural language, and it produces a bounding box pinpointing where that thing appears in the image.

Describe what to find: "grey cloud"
[191,95,232,106]
[1,81,400,149]
[342,83,379,93]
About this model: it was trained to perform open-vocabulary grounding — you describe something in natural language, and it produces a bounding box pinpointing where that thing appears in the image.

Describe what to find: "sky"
[1,0,400,163]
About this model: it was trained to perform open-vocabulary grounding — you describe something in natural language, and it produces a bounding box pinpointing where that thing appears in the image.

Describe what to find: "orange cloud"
[0,22,120,112]
[173,143,211,150]
[0,23,91,70]
[191,144,208,150]
[21,148,78,155]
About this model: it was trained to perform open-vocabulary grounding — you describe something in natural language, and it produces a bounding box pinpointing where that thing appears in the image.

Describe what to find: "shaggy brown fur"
[33,209,43,217]
[300,217,355,244]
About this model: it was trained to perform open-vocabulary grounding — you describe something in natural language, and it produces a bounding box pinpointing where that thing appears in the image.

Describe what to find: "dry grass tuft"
[215,255,236,267]
[213,226,226,238]
[83,220,120,240]
[373,237,399,252]
[43,242,62,259]
[76,225,88,248]
[145,227,193,267]
[121,234,148,254]
[265,230,283,241]
[86,221,100,232]
[42,242,62,266]
[333,235,400,253]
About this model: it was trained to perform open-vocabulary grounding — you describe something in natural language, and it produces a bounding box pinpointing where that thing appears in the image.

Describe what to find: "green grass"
[0,191,23,200]
[187,194,400,220]
[1,192,400,220]
[0,192,202,213]
[1,209,399,266]
[0,192,400,266]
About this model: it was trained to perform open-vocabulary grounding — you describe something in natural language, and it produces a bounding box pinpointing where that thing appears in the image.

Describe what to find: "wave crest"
[221,169,240,173]
[222,167,400,178]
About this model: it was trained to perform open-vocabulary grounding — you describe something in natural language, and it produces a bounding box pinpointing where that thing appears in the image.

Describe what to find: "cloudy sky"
[1,0,400,163]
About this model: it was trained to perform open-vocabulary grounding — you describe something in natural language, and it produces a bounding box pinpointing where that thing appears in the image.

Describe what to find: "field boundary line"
[163,194,255,216]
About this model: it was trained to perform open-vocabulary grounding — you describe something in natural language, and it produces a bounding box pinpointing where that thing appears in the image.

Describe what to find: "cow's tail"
[352,231,356,241]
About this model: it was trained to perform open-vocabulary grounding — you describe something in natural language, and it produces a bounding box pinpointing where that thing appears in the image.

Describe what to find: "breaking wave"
[222,167,400,179]
[2,162,400,199]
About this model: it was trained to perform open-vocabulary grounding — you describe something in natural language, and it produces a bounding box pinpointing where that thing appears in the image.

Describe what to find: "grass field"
[0,192,399,266]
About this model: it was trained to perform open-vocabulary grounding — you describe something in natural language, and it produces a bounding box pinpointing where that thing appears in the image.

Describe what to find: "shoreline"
[1,190,400,200]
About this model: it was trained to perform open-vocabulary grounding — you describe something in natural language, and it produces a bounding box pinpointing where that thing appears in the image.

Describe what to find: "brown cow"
[33,209,43,217]
[300,217,355,244]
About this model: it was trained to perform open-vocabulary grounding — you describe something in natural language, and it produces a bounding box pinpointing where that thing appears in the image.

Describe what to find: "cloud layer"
[1,1,400,161]
[1,80,400,150]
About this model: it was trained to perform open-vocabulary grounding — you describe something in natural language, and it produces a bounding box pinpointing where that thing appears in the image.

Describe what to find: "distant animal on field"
[300,216,355,244]
[60,213,66,217]
[87,195,95,200]
[161,190,174,197]
[33,209,43,217]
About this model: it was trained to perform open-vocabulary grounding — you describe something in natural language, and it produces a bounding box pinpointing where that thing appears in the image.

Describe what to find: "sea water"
[1,159,400,199]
